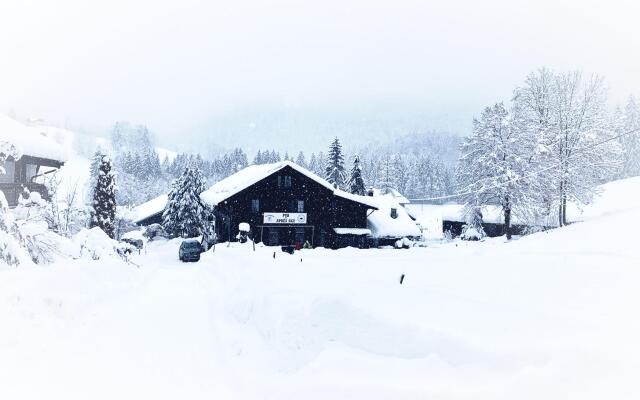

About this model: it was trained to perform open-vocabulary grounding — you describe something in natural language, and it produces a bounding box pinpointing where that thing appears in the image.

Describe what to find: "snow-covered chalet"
[133,161,420,248]
[0,115,67,207]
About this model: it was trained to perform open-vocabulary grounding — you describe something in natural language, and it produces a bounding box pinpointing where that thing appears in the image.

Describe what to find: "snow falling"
[2,2,640,398]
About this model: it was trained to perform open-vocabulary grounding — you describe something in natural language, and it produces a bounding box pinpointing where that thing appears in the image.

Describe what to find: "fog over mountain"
[1,0,640,152]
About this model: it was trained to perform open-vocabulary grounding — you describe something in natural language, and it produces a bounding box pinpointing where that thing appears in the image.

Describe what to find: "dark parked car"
[121,238,144,251]
[179,239,203,262]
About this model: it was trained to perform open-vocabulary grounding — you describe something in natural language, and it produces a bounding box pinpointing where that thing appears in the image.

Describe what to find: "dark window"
[251,199,260,213]
[390,208,398,219]
[297,200,304,213]
[287,199,296,212]
[277,175,292,188]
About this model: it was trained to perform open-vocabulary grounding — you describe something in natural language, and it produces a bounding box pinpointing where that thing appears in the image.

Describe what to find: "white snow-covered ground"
[2,178,640,399]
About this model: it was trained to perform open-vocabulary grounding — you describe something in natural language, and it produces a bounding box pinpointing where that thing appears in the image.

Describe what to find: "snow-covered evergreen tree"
[87,149,103,205]
[392,154,409,195]
[325,137,346,188]
[162,167,209,238]
[460,206,486,241]
[378,154,395,194]
[90,155,117,238]
[253,150,264,165]
[348,155,366,195]
[295,151,307,169]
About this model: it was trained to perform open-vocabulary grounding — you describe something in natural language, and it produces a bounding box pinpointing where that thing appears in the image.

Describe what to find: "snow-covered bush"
[394,237,412,249]
[0,192,32,267]
[16,219,79,264]
[460,226,485,241]
[0,140,31,267]
[73,227,122,260]
[461,206,486,241]
[42,173,88,237]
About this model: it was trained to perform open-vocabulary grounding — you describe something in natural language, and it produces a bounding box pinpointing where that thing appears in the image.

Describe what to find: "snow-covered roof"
[368,187,410,204]
[334,228,372,235]
[367,194,421,239]
[132,161,378,224]
[132,194,168,224]
[0,114,68,162]
[201,160,378,208]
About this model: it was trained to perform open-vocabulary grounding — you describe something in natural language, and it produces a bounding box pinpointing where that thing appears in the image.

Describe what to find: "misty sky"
[1,0,639,153]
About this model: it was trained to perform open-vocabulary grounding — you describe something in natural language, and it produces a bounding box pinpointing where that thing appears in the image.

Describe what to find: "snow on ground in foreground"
[2,183,640,399]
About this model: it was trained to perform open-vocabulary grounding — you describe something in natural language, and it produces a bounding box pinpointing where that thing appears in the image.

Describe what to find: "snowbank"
[3,194,640,398]
[567,176,640,222]
[72,227,122,260]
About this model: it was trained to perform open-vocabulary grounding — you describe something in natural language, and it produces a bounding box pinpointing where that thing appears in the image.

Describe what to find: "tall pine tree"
[348,155,366,195]
[163,167,209,238]
[325,137,346,188]
[87,149,103,205]
[295,151,307,169]
[90,155,117,238]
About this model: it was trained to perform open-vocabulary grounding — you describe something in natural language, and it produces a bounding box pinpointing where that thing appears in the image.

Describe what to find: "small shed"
[366,194,421,246]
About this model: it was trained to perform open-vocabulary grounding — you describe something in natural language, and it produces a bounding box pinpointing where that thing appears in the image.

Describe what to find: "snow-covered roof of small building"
[132,194,168,224]
[201,160,379,208]
[367,194,421,239]
[369,187,410,205]
[0,114,68,162]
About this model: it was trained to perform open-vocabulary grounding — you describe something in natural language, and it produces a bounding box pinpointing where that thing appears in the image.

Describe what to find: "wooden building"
[135,161,381,248]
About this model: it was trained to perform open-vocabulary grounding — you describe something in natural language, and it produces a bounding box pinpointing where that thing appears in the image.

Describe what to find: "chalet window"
[25,164,38,182]
[0,161,15,183]
[278,175,292,189]
[390,208,398,219]
[297,200,304,213]
[251,199,260,213]
[287,199,296,212]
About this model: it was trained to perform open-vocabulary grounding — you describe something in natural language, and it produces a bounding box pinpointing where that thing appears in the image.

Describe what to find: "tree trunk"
[558,180,564,227]
[504,207,512,240]
[561,193,568,226]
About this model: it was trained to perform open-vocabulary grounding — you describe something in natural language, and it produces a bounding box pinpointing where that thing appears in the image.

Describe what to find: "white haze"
[1,0,639,152]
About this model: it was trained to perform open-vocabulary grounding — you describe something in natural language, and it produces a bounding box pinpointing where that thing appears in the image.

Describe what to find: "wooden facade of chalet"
[0,155,63,207]
[214,165,374,248]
